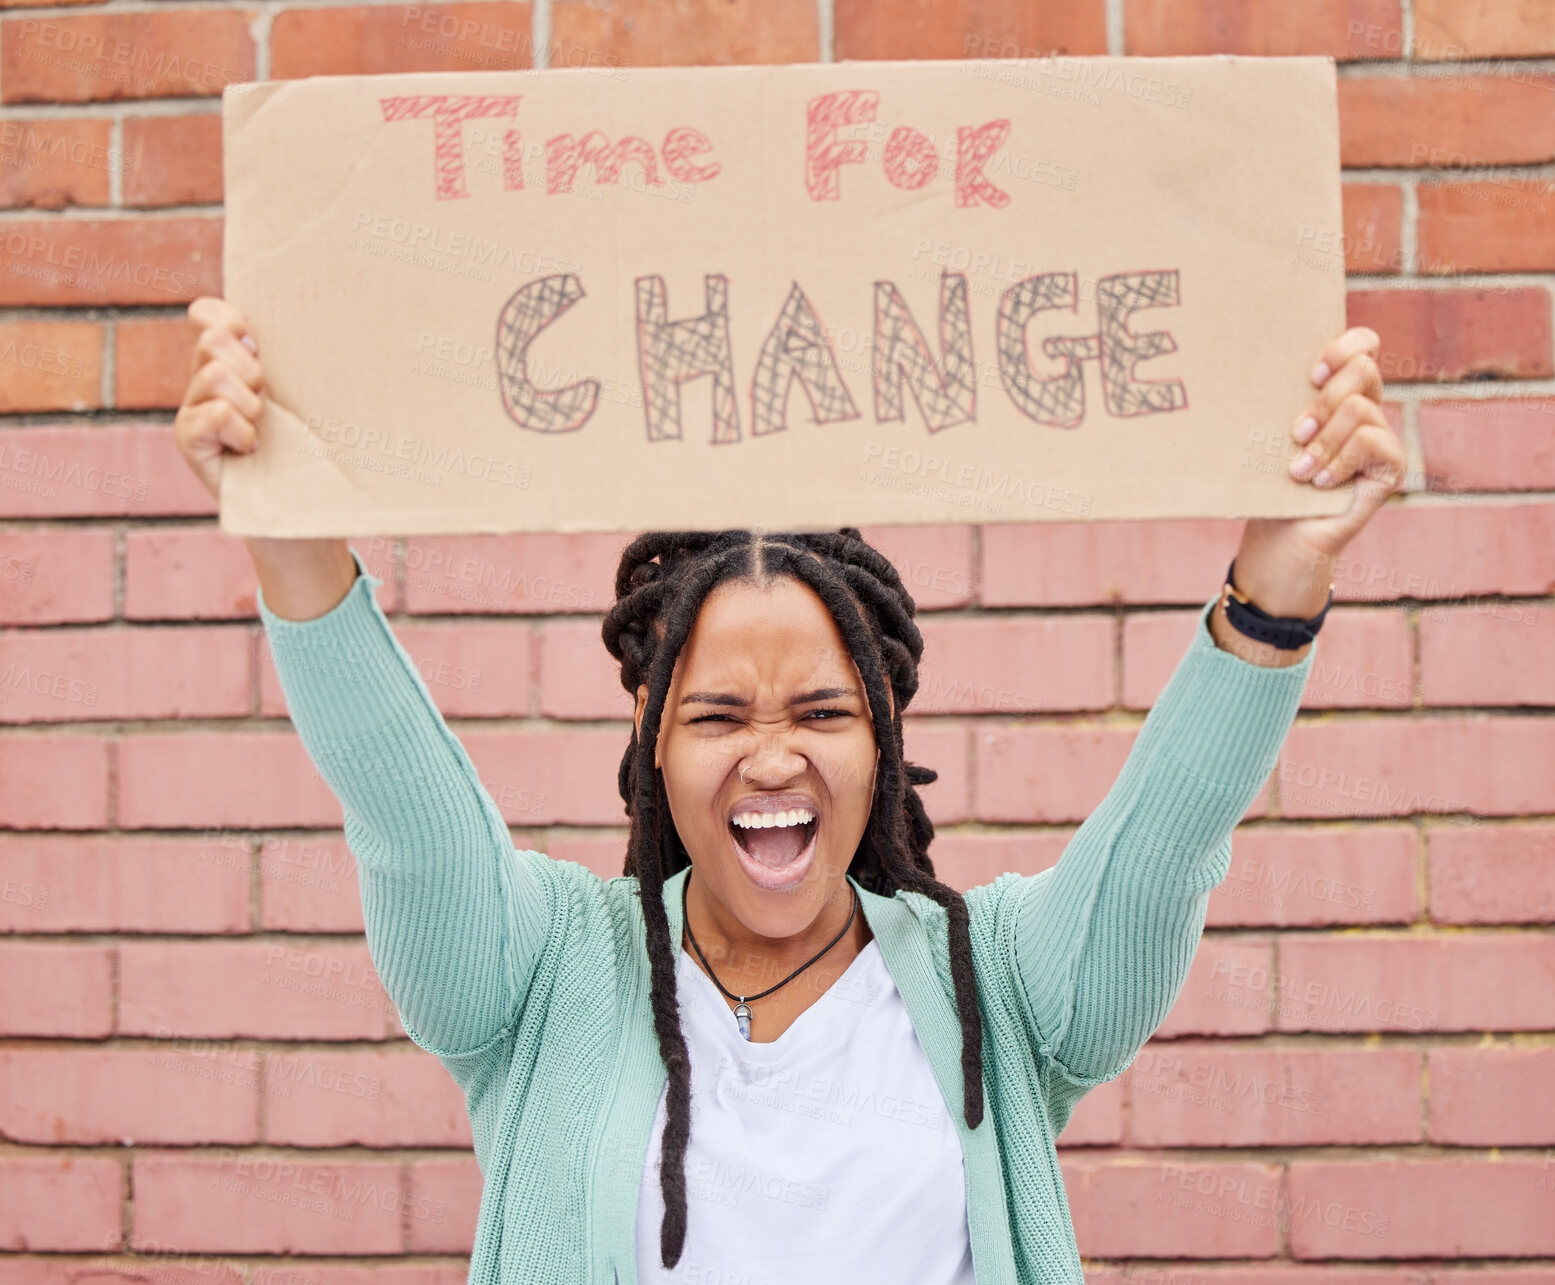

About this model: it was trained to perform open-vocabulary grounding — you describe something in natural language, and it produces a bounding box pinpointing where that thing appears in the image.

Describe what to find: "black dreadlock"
[600,528,984,1270]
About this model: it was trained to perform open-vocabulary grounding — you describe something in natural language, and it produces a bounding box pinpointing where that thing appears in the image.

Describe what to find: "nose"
[738,727,807,787]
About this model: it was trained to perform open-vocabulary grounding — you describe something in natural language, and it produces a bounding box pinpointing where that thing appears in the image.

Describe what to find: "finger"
[1295,350,1382,446]
[199,324,264,393]
[1310,326,1380,387]
[185,356,264,425]
[175,397,252,464]
[1290,392,1388,486]
[187,296,260,377]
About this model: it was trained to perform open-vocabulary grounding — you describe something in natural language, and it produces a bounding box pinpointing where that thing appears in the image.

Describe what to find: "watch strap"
[1219,558,1333,650]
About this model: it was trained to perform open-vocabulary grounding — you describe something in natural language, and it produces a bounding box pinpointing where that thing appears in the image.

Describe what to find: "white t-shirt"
[634,937,977,1285]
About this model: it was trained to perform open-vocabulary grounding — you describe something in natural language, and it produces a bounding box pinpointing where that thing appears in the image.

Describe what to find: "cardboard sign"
[218,56,1351,537]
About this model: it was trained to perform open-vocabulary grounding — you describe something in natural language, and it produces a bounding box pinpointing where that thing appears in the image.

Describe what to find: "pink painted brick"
[1274,934,1555,1032]
[859,523,976,610]
[0,625,250,723]
[405,1157,482,1253]
[982,519,1239,607]
[542,832,628,883]
[118,732,344,828]
[1429,821,1555,924]
[904,721,970,825]
[1420,604,1555,706]
[130,1152,402,1253]
[915,615,1114,713]
[1427,1047,1555,1144]
[0,1155,122,1250]
[1419,398,1555,493]
[0,528,114,625]
[259,834,365,933]
[0,942,113,1036]
[1063,1158,1284,1257]
[1277,717,1555,818]
[399,533,628,615]
[1125,1041,1420,1147]
[1207,825,1418,927]
[0,424,210,518]
[0,734,109,828]
[1160,939,1275,1037]
[929,829,1070,892]
[1125,608,1413,709]
[0,1046,259,1145]
[118,941,402,1041]
[1287,1158,1555,1257]
[260,619,533,718]
[1055,1077,1123,1147]
[0,835,249,933]
[461,727,635,825]
[265,1046,470,1148]
[538,618,633,720]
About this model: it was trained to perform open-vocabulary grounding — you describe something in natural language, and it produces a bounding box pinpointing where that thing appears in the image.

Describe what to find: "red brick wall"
[2,0,1554,1276]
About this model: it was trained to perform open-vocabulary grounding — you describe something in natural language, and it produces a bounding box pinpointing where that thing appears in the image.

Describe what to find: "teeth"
[732,807,815,830]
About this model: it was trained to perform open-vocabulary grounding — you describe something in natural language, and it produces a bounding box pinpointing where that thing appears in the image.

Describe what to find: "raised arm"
[1004,591,1315,1127]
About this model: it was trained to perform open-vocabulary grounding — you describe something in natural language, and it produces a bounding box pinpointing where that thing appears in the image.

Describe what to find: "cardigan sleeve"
[258,547,557,1059]
[1004,590,1315,1122]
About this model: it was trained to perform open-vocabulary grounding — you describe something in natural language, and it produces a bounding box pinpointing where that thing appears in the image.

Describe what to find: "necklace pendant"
[734,1001,752,1041]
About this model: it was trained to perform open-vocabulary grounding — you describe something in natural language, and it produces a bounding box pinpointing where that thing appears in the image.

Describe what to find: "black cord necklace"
[681,868,859,1042]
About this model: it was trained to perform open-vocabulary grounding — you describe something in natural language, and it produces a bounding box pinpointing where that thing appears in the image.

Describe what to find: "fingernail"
[241,334,258,354]
[1312,468,1334,487]
[1290,452,1315,480]
[1294,415,1318,444]
[1311,361,1330,385]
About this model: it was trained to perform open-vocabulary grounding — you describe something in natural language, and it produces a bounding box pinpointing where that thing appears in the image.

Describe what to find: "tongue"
[739,823,807,870]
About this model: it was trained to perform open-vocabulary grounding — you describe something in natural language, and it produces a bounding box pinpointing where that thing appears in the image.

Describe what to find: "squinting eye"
[688,713,735,724]
[804,708,851,721]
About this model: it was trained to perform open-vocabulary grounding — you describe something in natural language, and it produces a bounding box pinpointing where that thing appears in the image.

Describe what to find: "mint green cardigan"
[257,549,1315,1285]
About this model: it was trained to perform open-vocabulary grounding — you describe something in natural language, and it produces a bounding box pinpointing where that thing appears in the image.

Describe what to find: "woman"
[177,295,1404,1285]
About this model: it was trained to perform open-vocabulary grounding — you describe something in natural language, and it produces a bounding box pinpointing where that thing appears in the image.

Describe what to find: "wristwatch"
[1218,558,1333,650]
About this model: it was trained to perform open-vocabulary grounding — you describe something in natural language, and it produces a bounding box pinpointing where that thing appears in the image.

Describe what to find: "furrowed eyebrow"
[678,686,860,708]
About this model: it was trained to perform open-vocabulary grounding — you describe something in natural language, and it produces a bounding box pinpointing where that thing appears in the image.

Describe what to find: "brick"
[1419,181,1555,273]
[0,624,249,723]
[1420,604,1555,706]
[1415,0,1555,58]
[0,1046,259,1144]
[1125,1041,1420,1146]
[1341,181,1403,273]
[116,313,202,410]
[0,319,103,411]
[1208,824,1418,927]
[265,1046,470,1147]
[119,941,402,1041]
[1161,938,1275,1037]
[542,832,627,882]
[1428,821,1555,924]
[1338,75,1555,168]
[0,1155,122,1250]
[117,732,344,828]
[537,618,630,719]
[0,216,221,305]
[1347,287,1552,383]
[0,942,113,1036]
[0,528,114,625]
[905,720,970,824]
[0,835,249,933]
[399,532,626,615]
[260,619,533,719]
[258,834,366,933]
[122,111,223,206]
[916,615,1114,713]
[982,518,1238,606]
[928,829,1070,891]
[1274,934,1555,1032]
[272,3,530,78]
[1125,0,1399,57]
[0,116,111,207]
[554,0,813,64]
[130,1153,401,1253]
[1124,606,1412,709]
[405,1157,481,1253]
[836,0,1104,60]
[1287,1158,1555,1257]
[1063,1158,1284,1257]
[1278,716,1555,819]
[1427,1047,1555,1144]
[859,523,976,610]
[1055,1077,1123,1147]
[461,727,633,825]
[1418,398,1555,493]
[0,424,212,518]
[0,10,255,103]
[0,734,109,828]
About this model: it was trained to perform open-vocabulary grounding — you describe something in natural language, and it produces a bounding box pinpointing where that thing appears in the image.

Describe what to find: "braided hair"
[600,528,984,1270]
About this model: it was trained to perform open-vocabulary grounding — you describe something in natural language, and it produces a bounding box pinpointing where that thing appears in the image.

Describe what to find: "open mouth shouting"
[727,791,821,892]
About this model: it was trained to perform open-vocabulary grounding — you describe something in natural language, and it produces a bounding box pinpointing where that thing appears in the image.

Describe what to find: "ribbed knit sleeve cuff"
[1131,591,1316,794]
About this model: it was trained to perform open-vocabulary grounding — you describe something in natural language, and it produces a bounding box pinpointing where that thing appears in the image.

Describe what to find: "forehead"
[672,575,860,693]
